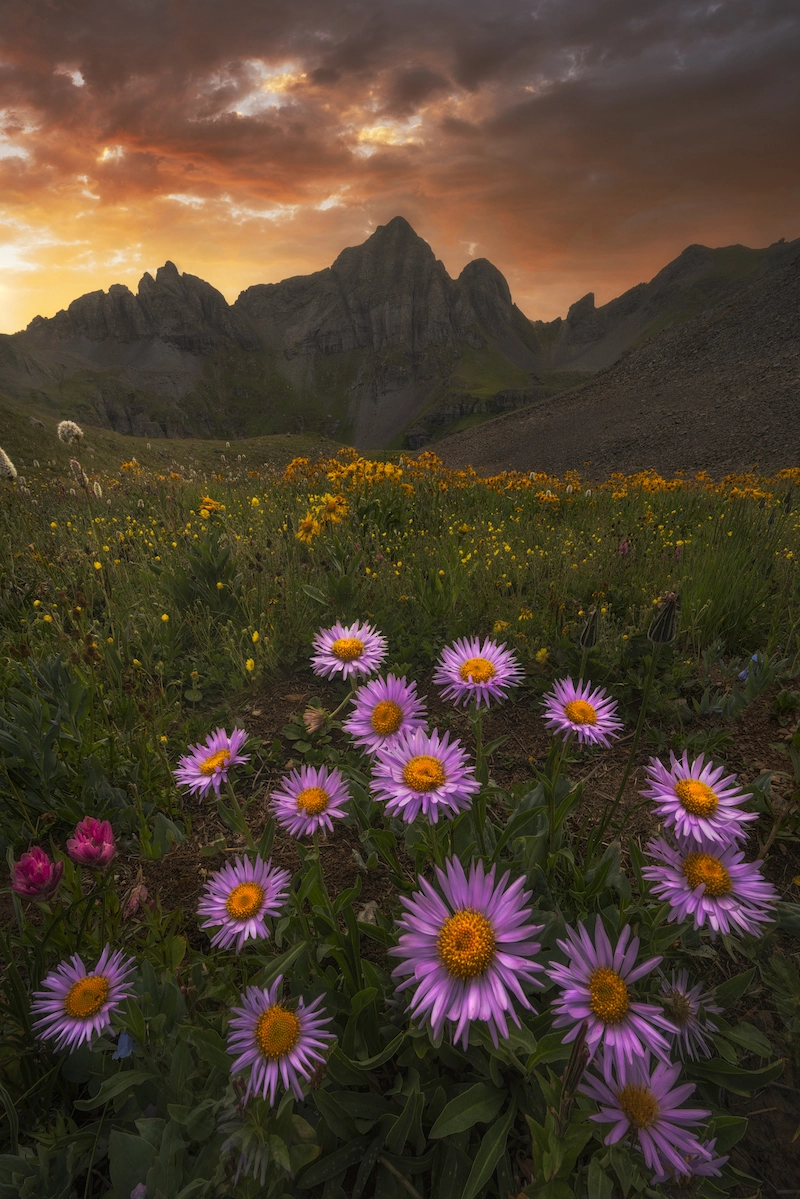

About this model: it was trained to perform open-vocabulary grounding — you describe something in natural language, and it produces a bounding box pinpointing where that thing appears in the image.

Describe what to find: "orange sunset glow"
[1,0,798,333]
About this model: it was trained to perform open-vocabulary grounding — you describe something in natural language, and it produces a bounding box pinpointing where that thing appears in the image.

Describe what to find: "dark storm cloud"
[0,0,798,331]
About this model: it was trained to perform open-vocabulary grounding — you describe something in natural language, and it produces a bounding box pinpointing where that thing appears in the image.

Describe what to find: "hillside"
[1,218,547,451]
[2,221,797,457]
[436,242,800,478]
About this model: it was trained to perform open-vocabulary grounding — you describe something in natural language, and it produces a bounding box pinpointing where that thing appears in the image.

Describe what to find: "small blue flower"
[112,1030,138,1060]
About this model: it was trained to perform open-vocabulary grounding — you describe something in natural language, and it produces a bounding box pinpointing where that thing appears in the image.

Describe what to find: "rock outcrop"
[436,242,800,478]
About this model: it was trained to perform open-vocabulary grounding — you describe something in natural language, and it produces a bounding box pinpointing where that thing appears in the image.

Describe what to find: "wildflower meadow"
[1,433,799,1198]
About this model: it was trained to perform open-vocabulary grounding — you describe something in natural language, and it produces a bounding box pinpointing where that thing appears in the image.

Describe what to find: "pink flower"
[618,539,630,556]
[11,847,63,900]
[67,817,116,869]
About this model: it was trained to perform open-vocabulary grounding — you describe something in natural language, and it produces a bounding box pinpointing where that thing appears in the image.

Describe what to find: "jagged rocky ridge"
[3,218,798,451]
[436,241,800,477]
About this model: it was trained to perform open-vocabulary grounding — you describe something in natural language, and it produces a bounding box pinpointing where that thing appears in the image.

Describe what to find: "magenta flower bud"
[11,847,64,900]
[67,817,116,868]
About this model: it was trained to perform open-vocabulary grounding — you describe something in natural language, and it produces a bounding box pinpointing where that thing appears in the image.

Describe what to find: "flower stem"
[600,644,661,842]
[224,780,255,852]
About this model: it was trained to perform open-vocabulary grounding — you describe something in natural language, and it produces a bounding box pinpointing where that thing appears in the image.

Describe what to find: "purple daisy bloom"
[390,856,545,1048]
[542,677,623,746]
[548,916,676,1081]
[641,751,757,847]
[197,856,290,952]
[342,674,428,756]
[650,1137,729,1185]
[31,946,136,1051]
[271,764,351,837]
[370,727,480,824]
[173,727,250,798]
[433,635,524,709]
[227,974,335,1105]
[310,620,387,681]
[643,835,778,938]
[659,969,722,1060]
[581,1055,712,1180]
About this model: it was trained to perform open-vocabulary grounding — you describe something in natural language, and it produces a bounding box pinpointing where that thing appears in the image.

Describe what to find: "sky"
[1,0,798,334]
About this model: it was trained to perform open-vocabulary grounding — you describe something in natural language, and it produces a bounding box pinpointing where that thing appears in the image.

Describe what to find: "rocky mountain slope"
[436,241,800,478]
[2,218,547,448]
[2,218,797,454]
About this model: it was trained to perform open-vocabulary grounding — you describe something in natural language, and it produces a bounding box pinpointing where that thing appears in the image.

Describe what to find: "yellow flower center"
[563,699,598,725]
[225,881,265,920]
[617,1083,660,1129]
[200,748,231,776]
[681,852,732,897]
[459,657,497,684]
[674,779,719,817]
[296,786,330,816]
[437,908,495,979]
[370,699,403,735]
[64,975,110,1019]
[588,967,630,1024]
[402,754,446,793]
[255,1005,301,1060]
[331,637,364,662]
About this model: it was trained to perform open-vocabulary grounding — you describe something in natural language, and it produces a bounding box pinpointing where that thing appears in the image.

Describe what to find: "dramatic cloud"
[0,0,798,332]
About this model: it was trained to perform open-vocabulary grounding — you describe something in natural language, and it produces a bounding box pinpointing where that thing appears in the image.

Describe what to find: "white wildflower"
[57,420,84,445]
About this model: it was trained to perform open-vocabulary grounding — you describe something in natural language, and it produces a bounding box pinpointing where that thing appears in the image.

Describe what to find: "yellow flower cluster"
[296,493,349,544]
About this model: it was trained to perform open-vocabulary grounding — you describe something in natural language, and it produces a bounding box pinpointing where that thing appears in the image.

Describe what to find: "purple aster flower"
[390,856,545,1048]
[650,1137,729,1185]
[641,752,757,847]
[370,727,480,824]
[581,1055,712,1180]
[542,677,623,746]
[643,836,778,938]
[310,620,387,680]
[31,946,136,1051]
[227,974,335,1105]
[659,969,722,1060]
[173,727,250,798]
[342,674,428,756]
[548,916,676,1081]
[197,856,290,952]
[271,764,351,837]
[433,635,524,709]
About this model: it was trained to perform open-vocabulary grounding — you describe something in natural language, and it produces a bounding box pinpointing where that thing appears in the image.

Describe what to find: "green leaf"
[437,1143,474,1199]
[73,1068,157,1110]
[690,1057,784,1095]
[260,942,306,990]
[722,1021,772,1058]
[462,1099,517,1199]
[313,1089,358,1140]
[385,1090,423,1155]
[0,1085,19,1155]
[429,1083,505,1139]
[713,968,755,1010]
[710,1115,748,1153]
[296,1137,369,1188]
[187,1027,230,1072]
[301,584,330,606]
[342,1032,405,1072]
[585,1157,614,1199]
[351,1133,386,1199]
[108,1130,158,1198]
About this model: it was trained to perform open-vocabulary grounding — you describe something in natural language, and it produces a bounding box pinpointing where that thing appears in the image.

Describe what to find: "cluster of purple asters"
[640,751,777,938]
